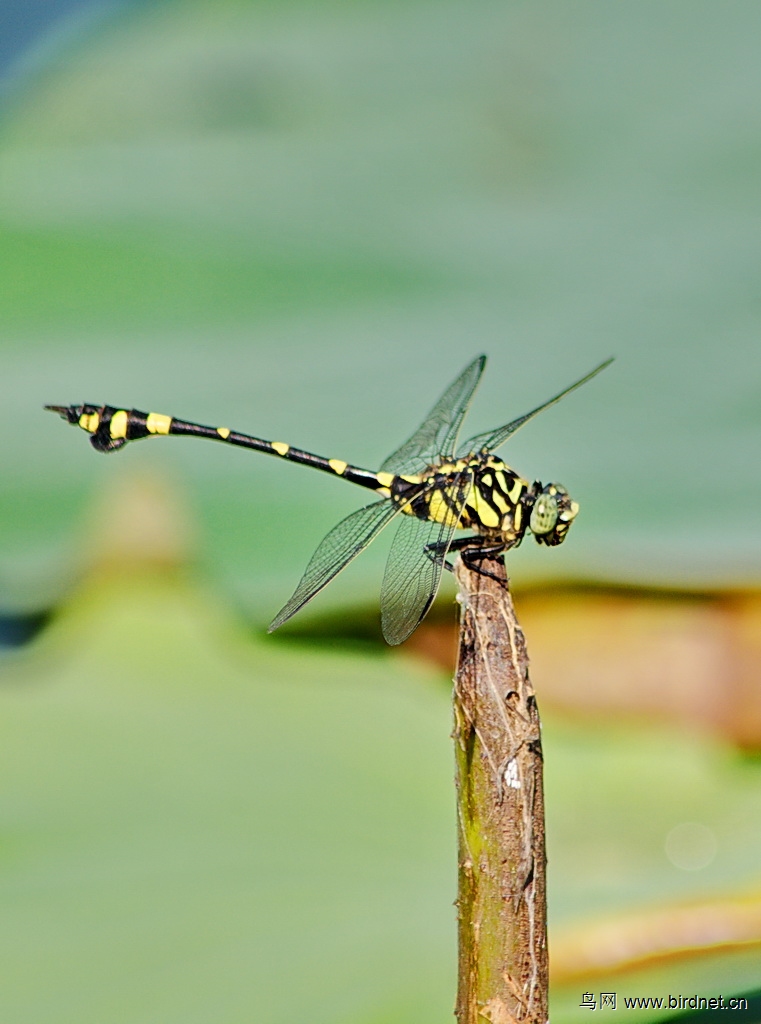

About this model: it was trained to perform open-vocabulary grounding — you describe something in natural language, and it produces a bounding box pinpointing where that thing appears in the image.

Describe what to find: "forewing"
[459,357,613,456]
[380,355,486,475]
[268,498,402,632]
[380,474,471,645]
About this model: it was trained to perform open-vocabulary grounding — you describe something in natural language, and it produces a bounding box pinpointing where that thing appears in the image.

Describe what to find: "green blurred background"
[1,1,760,1021]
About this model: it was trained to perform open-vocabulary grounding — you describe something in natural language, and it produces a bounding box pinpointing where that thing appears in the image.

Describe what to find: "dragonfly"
[46,355,611,645]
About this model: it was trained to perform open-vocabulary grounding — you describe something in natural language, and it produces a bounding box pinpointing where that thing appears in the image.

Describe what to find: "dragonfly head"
[528,483,579,546]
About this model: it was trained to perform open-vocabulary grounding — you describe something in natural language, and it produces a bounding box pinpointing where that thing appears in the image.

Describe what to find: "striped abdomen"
[47,403,389,494]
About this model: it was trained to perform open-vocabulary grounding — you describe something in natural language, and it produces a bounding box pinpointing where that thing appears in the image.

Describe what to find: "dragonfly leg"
[423,538,453,571]
[460,543,508,586]
[425,535,507,583]
[424,535,474,573]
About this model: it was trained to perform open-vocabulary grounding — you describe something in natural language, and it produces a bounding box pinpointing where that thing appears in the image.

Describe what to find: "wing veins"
[459,357,613,456]
[380,355,486,475]
[268,498,403,632]
[380,472,472,645]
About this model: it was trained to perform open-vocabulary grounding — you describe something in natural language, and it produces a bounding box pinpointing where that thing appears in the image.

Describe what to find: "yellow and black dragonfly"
[47,355,611,644]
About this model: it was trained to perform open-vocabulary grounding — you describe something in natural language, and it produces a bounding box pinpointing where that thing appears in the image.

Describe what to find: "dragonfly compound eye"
[530,484,579,546]
[529,492,559,535]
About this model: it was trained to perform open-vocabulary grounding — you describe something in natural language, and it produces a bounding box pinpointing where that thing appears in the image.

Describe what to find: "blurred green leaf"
[0,571,456,1023]
[1,571,760,1020]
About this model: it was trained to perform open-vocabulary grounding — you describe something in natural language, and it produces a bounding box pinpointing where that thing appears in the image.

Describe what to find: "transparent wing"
[380,474,471,645]
[268,498,402,632]
[380,355,486,475]
[459,358,613,456]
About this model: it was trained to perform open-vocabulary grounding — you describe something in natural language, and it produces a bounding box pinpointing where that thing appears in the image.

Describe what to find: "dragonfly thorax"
[391,460,579,548]
[391,457,524,540]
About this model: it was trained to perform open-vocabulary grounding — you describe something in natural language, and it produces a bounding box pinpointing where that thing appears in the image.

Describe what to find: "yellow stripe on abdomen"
[146,412,172,435]
[79,412,100,434]
[110,410,128,439]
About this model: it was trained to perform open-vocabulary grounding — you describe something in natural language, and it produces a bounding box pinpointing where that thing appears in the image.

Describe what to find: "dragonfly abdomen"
[45,403,389,493]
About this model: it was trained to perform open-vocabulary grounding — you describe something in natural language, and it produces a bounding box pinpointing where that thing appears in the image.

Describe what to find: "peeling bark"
[453,555,548,1024]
